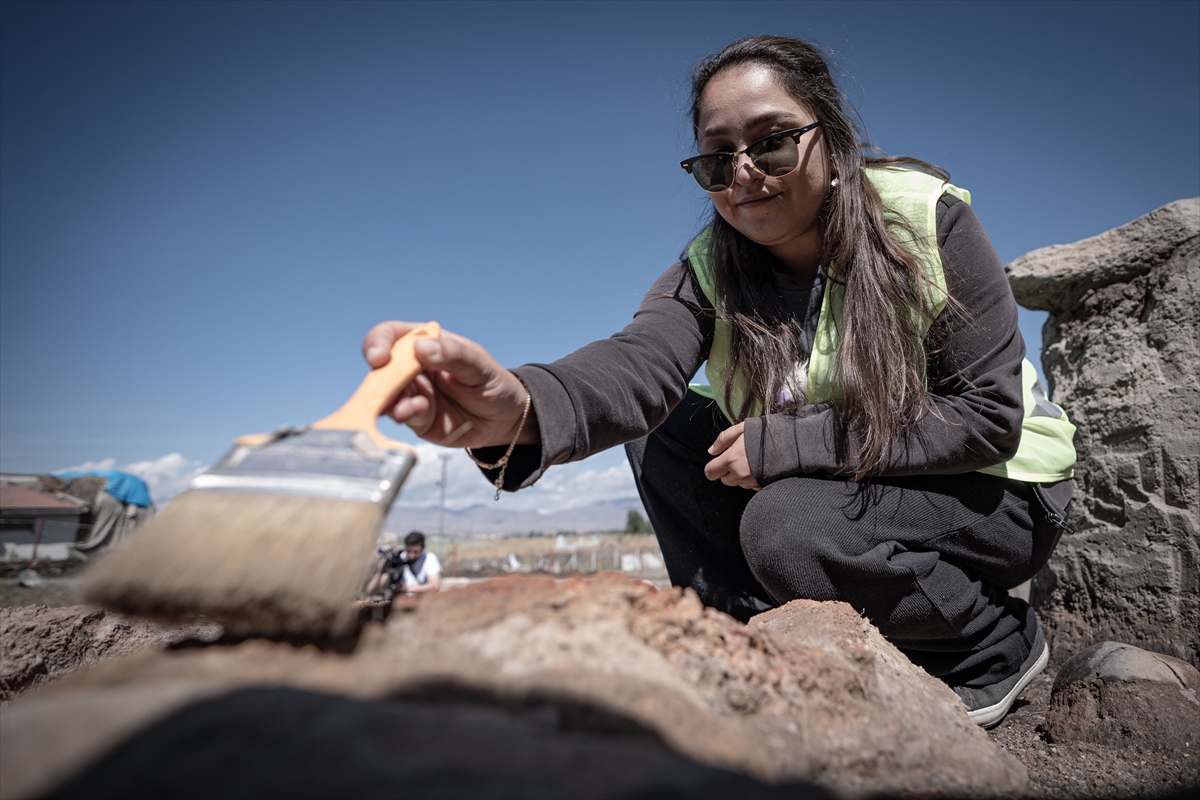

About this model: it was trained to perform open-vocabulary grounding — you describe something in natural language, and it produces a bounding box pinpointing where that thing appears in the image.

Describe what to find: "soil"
[0,560,90,578]
[0,577,83,609]
[2,576,1196,798]
[0,561,91,608]
[990,668,1197,798]
[0,603,221,702]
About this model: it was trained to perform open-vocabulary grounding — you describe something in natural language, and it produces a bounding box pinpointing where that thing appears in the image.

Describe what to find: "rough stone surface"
[0,575,1027,799]
[1006,197,1200,668]
[1052,640,1200,693]
[1043,641,1200,752]
[0,604,221,702]
[43,687,831,800]
[1045,677,1199,751]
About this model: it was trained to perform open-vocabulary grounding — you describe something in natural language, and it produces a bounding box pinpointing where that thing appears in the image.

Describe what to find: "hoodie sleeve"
[471,262,714,490]
[742,196,1026,480]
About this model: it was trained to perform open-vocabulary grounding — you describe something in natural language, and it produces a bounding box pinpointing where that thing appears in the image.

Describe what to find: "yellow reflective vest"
[687,165,1076,483]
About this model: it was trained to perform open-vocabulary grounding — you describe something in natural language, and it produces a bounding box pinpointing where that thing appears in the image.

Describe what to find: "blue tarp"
[57,470,153,507]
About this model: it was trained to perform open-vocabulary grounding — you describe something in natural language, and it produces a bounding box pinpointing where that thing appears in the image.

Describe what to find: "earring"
[830,175,839,189]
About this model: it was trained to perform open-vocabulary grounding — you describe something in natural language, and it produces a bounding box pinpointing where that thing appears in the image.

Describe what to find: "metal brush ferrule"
[190,429,416,505]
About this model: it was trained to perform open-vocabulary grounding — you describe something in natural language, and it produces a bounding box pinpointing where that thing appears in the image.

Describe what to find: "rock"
[0,575,1028,798]
[1006,197,1200,668]
[42,687,831,800]
[1008,198,1199,313]
[1044,642,1200,750]
[1052,641,1200,692]
[14,569,44,588]
[0,604,222,702]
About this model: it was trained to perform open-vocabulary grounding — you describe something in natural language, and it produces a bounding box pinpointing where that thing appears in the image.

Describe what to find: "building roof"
[0,484,89,513]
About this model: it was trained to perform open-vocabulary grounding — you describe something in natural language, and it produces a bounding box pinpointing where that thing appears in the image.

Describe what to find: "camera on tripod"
[373,544,413,602]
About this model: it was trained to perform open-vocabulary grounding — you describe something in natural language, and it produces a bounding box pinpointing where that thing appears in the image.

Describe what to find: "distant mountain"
[383,496,647,538]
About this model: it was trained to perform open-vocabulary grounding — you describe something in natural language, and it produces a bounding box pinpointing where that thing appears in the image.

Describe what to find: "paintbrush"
[81,322,440,638]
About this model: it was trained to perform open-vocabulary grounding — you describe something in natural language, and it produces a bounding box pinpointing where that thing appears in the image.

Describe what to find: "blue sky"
[2,1,1197,511]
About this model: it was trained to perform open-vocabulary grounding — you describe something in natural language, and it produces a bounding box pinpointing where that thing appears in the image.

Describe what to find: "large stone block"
[1007,197,1199,667]
[0,575,1027,798]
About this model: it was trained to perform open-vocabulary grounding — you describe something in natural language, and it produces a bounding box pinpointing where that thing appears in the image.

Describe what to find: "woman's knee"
[739,480,838,603]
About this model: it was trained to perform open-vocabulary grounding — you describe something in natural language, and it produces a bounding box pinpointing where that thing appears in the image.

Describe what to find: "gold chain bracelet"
[466,385,532,501]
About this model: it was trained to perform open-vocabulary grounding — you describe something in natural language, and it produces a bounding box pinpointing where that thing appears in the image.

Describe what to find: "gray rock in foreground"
[42,687,830,800]
[0,575,1027,798]
[1052,640,1200,692]
[1044,641,1200,750]
[1006,197,1200,668]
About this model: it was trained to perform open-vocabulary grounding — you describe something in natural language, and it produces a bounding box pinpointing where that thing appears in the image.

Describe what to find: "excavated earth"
[2,574,1196,798]
[0,603,221,702]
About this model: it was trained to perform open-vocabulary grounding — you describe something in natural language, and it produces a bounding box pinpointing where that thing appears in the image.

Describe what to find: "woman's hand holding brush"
[363,321,539,449]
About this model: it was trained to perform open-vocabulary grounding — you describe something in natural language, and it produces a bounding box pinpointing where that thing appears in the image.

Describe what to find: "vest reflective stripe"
[975,359,1077,482]
[687,166,1075,483]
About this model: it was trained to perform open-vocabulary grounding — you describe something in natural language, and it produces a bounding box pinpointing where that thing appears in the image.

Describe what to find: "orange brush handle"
[309,322,441,451]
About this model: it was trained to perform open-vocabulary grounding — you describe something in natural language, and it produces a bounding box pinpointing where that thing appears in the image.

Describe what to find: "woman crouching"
[363,35,1076,728]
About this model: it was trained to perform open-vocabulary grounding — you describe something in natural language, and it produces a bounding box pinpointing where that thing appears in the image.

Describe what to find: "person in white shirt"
[367,531,442,598]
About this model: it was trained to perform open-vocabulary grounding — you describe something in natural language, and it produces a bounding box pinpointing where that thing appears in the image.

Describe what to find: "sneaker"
[953,623,1048,728]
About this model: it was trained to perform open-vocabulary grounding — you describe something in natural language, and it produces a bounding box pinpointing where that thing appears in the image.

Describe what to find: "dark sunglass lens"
[693,155,733,191]
[749,133,799,177]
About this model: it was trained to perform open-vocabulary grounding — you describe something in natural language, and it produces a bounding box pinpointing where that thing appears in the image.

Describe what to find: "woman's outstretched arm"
[363,264,713,491]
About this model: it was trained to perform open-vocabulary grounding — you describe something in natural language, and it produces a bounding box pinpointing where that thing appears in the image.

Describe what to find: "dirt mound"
[0,574,1026,798]
[988,668,1199,798]
[0,604,220,702]
[43,687,832,799]
[376,573,1023,794]
[1043,641,1200,752]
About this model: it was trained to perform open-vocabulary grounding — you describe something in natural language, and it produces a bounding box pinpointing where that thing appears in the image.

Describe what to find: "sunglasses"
[680,121,824,192]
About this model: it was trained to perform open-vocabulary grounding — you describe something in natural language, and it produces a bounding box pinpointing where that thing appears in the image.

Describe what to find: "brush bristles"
[81,491,384,637]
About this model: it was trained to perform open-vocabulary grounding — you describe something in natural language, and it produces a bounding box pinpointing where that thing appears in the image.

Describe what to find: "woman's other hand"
[704,422,761,491]
[362,321,539,448]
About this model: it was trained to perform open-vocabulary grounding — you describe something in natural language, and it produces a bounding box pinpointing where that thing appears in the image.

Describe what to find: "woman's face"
[696,64,830,270]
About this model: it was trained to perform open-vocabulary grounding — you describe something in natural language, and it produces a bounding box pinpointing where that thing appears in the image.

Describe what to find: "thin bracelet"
[466,385,532,501]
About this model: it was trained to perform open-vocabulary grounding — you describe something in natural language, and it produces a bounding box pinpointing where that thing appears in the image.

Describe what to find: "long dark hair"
[690,35,956,479]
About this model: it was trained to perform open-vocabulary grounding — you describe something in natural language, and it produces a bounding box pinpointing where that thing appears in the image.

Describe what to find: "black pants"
[625,391,1064,688]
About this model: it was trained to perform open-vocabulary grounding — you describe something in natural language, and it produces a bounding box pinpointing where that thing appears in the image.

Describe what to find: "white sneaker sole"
[966,638,1049,728]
